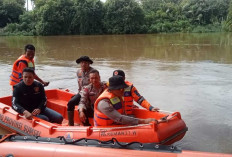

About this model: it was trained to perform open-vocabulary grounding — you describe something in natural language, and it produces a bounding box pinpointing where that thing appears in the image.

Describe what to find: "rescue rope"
[0,134,181,153]
[59,136,144,148]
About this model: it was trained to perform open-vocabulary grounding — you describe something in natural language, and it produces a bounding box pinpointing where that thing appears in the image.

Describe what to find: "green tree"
[18,0,25,6]
[0,0,25,28]
[224,0,232,31]
[71,0,104,35]
[104,0,145,34]
[182,0,229,25]
[2,0,232,35]
[4,11,37,35]
[35,0,75,35]
[141,0,191,33]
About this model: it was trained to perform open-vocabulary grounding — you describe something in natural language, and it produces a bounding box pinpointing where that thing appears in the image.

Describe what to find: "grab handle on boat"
[171,112,181,119]
[158,112,181,123]
[32,119,39,127]
[2,107,10,114]
[33,119,53,129]
[16,113,24,120]
[87,126,93,136]
[49,126,57,134]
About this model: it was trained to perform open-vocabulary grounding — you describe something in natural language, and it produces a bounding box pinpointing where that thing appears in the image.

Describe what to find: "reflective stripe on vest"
[109,97,122,110]
[28,62,34,68]
[94,90,123,126]
[124,81,134,115]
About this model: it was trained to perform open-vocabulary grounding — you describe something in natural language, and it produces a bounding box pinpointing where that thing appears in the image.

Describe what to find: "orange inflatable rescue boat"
[0,134,231,157]
[0,89,187,144]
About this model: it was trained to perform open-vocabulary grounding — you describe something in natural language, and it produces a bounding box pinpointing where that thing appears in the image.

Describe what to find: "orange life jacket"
[9,55,35,86]
[124,81,151,114]
[123,81,134,114]
[94,89,123,126]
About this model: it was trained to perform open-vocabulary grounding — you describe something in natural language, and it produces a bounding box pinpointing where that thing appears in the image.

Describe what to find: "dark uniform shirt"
[12,81,47,114]
[78,82,106,111]
[76,67,95,92]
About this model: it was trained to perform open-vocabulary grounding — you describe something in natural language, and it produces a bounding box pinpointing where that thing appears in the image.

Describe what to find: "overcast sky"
[25,0,106,11]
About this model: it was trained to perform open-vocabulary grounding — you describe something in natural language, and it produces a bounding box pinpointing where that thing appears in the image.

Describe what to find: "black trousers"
[67,93,93,126]
[67,94,81,111]
[82,107,94,126]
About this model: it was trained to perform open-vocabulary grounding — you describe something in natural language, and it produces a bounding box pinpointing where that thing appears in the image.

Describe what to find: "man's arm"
[78,87,89,111]
[98,99,139,125]
[78,87,89,122]
[12,87,26,114]
[12,92,33,119]
[76,69,82,92]
[34,74,49,86]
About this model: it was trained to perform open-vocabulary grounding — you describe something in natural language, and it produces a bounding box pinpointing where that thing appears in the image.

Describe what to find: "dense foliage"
[104,0,145,34]
[0,0,232,35]
[224,0,232,31]
[0,0,25,28]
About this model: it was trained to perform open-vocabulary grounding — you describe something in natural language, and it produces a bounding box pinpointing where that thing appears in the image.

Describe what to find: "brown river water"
[0,33,232,154]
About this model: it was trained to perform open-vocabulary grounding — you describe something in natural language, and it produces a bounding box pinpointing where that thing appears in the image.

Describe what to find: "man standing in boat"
[78,69,107,126]
[12,68,63,124]
[9,44,49,88]
[94,75,158,126]
[112,70,159,114]
[67,56,95,126]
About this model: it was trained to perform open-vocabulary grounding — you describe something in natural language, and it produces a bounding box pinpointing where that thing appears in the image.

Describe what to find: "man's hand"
[23,110,33,120]
[43,81,50,87]
[145,118,158,124]
[139,118,158,124]
[151,107,160,112]
[79,111,86,123]
[32,108,41,116]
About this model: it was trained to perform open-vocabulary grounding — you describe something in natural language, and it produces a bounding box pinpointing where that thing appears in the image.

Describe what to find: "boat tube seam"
[160,127,188,145]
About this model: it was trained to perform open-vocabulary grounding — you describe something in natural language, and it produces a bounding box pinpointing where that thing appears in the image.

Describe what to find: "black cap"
[76,56,93,64]
[108,75,128,90]
[113,70,125,78]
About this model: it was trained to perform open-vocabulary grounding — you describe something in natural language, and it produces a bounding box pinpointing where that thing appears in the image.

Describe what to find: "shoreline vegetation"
[0,0,232,36]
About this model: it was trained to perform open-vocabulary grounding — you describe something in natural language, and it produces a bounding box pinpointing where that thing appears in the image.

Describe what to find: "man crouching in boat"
[78,69,107,126]
[94,75,158,126]
[67,56,95,126]
[12,68,63,124]
[112,70,159,114]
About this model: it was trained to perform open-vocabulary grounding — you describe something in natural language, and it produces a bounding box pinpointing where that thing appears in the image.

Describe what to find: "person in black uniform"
[12,68,63,124]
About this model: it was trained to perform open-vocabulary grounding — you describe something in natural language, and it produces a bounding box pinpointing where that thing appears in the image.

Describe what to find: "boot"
[68,111,74,126]
[82,118,91,126]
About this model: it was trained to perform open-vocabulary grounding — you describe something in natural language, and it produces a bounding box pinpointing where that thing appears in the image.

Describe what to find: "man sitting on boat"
[112,70,159,114]
[67,56,96,126]
[12,68,63,124]
[94,75,158,126]
[78,69,107,126]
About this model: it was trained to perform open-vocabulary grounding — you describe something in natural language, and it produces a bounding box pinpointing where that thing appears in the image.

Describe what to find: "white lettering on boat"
[0,113,23,130]
[23,125,41,136]
[100,130,137,137]
[0,113,41,136]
